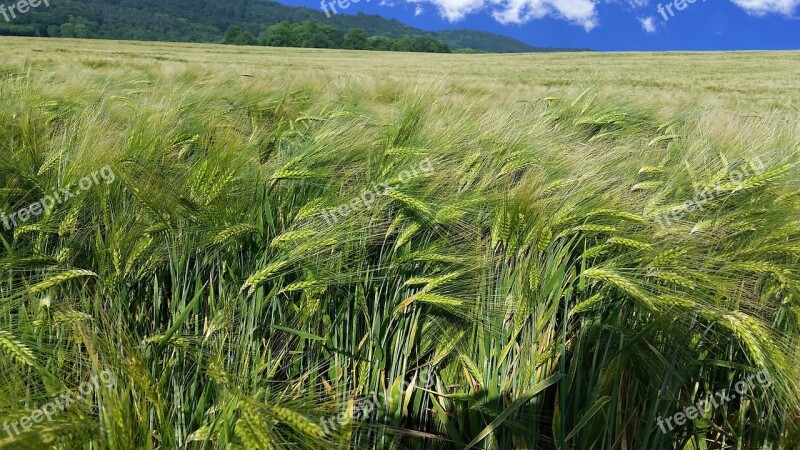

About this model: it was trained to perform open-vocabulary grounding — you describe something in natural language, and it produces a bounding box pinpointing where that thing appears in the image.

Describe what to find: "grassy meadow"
[1,37,800,449]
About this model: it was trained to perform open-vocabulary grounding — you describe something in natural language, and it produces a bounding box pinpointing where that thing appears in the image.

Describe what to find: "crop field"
[0,37,799,449]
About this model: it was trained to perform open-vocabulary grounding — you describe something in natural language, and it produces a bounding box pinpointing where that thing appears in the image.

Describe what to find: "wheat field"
[0,37,799,449]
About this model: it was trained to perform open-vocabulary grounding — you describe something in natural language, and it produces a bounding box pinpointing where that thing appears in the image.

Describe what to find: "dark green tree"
[294,21,323,47]
[261,21,294,47]
[342,28,367,50]
[366,35,392,51]
[391,36,413,52]
[223,25,257,45]
[410,36,450,53]
[307,31,335,48]
[59,23,75,38]
[74,23,89,38]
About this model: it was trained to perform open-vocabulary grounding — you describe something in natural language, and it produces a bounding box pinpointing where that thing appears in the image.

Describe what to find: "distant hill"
[0,0,592,53]
[432,30,590,53]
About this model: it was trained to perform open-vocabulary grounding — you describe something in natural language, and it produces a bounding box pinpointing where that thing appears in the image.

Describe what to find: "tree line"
[224,21,451,53]
[0,0,561,53]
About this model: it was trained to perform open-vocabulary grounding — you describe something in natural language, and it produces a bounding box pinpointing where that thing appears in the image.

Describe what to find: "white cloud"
[729,0,799,15]
[410,0,597,27]
[399,0,795,33]
[414,0,487,21]
[490,0,599,29]
[639,15,656,32]
[605,0,649,8]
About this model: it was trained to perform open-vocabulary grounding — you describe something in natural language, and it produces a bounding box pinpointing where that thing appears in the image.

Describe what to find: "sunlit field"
[1,37,799,449]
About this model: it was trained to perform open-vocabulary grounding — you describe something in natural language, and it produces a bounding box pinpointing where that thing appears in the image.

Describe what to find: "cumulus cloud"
[413,0,598,28]
[402,0,794,33]
[415,4,425,14]
[490,0,599,29]
[605,0,649,8]
[729,0,799,15]
[413,0,487,21]
[639,15,656,32]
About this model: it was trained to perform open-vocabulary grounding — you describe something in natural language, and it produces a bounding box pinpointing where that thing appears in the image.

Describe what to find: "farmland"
[1,37,799,449]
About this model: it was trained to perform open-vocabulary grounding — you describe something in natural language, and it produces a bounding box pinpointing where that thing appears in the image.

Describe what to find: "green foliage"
[59,22,74,38]
[342,28,368,50]
[0,0,586,52]
[0,56,797,450]
[223,25,257,45]
[0,23,36,36]
[366,35,393,51]
[258,21,450,53]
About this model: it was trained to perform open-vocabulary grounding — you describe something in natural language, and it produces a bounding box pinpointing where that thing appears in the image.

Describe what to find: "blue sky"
[278,0,800,50]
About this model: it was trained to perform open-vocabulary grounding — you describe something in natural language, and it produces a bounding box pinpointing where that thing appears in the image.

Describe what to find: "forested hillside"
[0,0,590,52]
